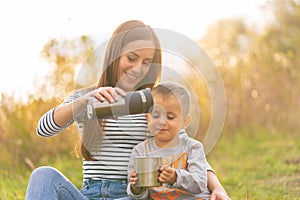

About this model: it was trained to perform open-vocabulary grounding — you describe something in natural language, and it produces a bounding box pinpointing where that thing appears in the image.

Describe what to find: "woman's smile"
[124,70,140,81]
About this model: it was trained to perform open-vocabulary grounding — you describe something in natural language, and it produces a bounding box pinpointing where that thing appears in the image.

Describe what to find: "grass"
[0,156,82,200]
[0,129,299,199]
[207,129,300,199]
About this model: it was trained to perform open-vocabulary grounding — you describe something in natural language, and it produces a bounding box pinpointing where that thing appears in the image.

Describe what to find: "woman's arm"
[53,96,87,127]
[36,91,87,137]
[37,87,126,137]
[207,171,231,200]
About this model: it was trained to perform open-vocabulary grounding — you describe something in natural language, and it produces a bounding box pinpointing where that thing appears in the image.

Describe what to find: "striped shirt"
[36,89,148,180]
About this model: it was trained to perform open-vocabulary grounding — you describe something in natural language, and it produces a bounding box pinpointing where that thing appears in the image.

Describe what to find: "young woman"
[26,20,230,200]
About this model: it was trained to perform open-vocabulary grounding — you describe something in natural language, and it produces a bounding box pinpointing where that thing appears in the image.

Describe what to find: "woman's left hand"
[210,187,231,200]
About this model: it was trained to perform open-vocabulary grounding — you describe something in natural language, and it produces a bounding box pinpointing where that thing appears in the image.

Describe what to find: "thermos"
[87,88,153,119]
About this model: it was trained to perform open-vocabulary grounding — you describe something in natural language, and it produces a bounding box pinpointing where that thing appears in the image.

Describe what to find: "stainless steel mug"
[86,88,153,119]
[134,156,162,187]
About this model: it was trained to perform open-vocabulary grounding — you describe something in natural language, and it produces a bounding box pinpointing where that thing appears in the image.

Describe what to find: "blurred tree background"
[199,0,300,134]
[0,0,299,199]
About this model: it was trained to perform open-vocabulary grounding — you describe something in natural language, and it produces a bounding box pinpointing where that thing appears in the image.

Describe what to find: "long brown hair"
[80,20,162,160]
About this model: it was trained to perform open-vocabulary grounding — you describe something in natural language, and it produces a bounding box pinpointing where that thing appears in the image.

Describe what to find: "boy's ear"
[183,115,191,129]
[146,113,151,125]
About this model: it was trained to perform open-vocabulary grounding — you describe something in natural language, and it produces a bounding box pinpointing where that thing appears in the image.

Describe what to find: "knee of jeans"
[31,166,61,180]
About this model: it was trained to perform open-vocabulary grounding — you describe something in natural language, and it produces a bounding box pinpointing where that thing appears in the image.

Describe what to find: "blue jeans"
[25,166,134,200]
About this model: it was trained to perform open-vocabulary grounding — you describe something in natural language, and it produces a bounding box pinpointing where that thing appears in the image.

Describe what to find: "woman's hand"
[72,87,126,119]
[210,187,231,200]
[92,87,126,103]
[159,164,177,185]
[207,171,230,200]
[54,87,124,126]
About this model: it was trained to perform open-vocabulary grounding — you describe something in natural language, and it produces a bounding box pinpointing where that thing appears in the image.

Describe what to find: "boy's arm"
[126,184,148,199]
[166,141,207,194]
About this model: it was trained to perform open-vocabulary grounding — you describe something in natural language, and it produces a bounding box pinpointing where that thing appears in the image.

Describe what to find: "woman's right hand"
[90,87,126,103]
[73,87,126,119]
[54,87,126,127]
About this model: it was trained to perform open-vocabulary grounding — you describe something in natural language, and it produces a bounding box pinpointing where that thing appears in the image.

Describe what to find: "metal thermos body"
[86,88,153,119]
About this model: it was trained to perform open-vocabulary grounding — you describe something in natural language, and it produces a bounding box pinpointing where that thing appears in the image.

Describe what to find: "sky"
[0,0,269,102]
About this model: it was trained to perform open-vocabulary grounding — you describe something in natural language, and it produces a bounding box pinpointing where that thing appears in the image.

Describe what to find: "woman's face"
[116,40,156,92]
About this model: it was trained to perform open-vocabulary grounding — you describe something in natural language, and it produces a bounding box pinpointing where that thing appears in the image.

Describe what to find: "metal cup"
[134,156,162,187]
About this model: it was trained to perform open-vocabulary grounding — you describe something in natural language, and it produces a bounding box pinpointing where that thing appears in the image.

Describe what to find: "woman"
[26,20,230,200]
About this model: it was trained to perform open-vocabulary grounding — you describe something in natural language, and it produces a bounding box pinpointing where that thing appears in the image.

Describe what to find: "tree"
[39,35,95,99]
[198,0,300,133]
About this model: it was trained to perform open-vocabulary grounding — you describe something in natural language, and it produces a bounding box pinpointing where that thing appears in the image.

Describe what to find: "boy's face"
[148,92,190,146]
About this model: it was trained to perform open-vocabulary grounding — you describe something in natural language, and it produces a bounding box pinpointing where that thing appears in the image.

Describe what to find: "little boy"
[127,81,211,200]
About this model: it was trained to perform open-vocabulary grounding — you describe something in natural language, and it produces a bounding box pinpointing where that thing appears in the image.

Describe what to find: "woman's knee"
[26,166,74,199]
[31,166,58,177]
[30,166,65,183]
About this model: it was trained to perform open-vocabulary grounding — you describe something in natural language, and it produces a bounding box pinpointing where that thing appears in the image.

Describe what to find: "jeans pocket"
[81,182,101,199]
[107,181,128,198]
[81,180,90,191]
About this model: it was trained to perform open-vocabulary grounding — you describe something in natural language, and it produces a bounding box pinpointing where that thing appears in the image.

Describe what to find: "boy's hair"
[152,81,191,117]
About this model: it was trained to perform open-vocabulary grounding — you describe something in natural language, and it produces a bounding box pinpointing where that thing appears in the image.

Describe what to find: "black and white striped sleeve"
[36,107,66,137]
[36,91,85,136]
[36,89,90,137]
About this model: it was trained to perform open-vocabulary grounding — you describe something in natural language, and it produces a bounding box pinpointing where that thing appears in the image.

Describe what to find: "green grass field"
[1,129,299,200]
[207,129,300,199]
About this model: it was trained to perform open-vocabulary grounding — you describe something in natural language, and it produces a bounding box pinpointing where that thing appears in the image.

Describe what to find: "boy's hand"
[130,170,145,195]
[159,164,177,185]
[129,170,138,186]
